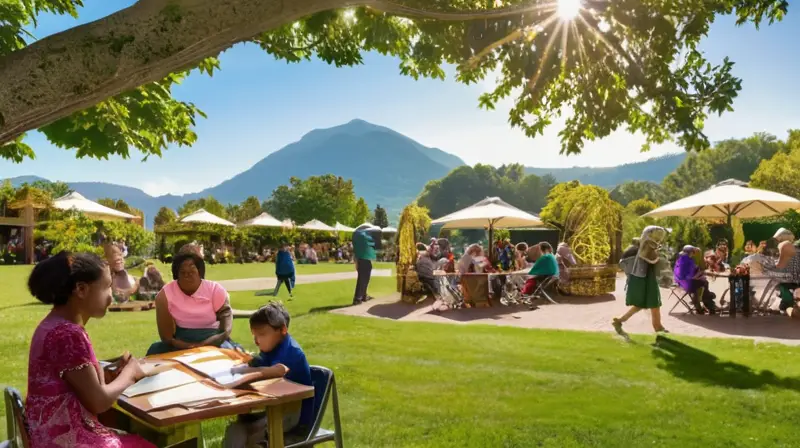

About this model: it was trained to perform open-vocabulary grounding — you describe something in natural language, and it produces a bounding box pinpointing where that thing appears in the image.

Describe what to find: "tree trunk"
[0,0,534,145]
[0,0,345,145]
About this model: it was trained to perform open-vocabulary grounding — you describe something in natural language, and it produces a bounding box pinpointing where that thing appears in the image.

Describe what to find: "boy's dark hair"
[28,252,107,306]
[539,242,553,253]
[171,252,206,280]
[250,301,291,329]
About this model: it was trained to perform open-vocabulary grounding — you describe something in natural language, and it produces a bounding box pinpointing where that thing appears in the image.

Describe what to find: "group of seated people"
[413,238,577,305]
[105,244,165,304]
[24,243,315,448]
[672,228,800,315]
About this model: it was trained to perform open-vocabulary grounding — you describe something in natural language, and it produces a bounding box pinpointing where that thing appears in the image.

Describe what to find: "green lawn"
[2,264,800,447]
[131,261,395,281]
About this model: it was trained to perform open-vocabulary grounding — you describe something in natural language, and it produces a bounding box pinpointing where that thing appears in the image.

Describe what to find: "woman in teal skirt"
[614,226,668,334]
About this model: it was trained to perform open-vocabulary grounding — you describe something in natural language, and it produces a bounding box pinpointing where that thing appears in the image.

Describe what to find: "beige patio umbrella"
[644,179,800,220]
[431,196,543,230]
[179,209,235,226]
[334,222,355,232]
[431,197,543,261]
[238,212,285,228]
[300,219,336,232]
[53,192,138,221]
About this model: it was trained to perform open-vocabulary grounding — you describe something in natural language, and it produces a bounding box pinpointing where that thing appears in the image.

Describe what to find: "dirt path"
[219,269,392,292]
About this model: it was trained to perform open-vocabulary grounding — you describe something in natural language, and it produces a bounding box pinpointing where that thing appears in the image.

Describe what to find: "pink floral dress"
[26,314,154,448]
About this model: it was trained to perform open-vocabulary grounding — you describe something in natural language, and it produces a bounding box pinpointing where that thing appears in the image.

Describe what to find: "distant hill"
[525,153,687,187]
[6,122,688,228]
[6,120,466,226]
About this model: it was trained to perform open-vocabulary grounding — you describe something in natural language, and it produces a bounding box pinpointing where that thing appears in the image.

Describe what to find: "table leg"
[267,405,285,448]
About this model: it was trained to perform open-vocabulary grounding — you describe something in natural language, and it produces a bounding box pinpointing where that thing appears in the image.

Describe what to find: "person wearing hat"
[763,228,800,314]
[674,245,717,314]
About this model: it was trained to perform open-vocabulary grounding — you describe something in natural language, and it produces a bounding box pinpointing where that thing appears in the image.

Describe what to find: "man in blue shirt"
[224,302,313,448]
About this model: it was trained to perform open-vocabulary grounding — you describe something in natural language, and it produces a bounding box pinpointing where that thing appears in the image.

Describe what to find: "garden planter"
[561,264,617,296]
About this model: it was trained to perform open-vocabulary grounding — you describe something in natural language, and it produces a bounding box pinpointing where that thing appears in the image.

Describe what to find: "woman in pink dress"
[26,252,154,448]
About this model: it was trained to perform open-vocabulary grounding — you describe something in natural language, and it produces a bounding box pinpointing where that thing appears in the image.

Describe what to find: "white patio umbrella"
[334,222,355,232]
[431,196,543,230]
[300,219,336,232]
[281,219,295,228]
[382,226,398,233]
[179,209,235,226]
[53,192,138,221]
[644,179,800,221]
[238,212,285,228]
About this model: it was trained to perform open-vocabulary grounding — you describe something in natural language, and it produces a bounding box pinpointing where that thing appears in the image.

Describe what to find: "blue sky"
[4,1,800,196]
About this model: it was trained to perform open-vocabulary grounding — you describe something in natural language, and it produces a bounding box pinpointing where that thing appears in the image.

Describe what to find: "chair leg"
[331,378,343,448]
[540,290,558,305]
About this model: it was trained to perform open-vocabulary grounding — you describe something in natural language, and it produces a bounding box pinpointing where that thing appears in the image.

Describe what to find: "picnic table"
[111,347,314,448]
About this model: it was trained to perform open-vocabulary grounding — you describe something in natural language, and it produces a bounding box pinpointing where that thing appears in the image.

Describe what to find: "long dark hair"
[28,252,107,306]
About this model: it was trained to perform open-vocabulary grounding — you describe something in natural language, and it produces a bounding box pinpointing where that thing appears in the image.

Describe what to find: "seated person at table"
[522,242,560,295]
[514,242,529,271]
[146,252,238,355]
[26,252,153,448]
[704,250,725,273]
[457,244,483,274]
[224,302,312,448]
[416,248,440,300]
[107,245,138,303]
[674,245,717,314]
[763,228,800,314]
[138,262,165,301]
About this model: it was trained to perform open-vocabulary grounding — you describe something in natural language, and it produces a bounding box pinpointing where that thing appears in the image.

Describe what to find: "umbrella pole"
[488,225,494,264]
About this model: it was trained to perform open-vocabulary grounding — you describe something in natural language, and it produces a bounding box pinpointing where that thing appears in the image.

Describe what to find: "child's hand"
[274,363,289,377]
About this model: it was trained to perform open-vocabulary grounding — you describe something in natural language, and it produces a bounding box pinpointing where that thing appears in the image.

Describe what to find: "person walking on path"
[613,226,669,335]
[352,223,379,305]
[271,243,296,299]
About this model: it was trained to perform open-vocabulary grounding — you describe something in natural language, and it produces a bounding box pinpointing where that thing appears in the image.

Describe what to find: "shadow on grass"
[672,313,800,340]
[652,335,800,391]
[0,301,43,311]
[294,305,351,319]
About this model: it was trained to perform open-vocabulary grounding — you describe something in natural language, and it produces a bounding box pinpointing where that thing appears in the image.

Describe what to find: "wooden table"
[114,347,315,448]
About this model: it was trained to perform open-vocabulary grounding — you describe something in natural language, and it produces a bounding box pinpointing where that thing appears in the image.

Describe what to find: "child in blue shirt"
[223,302,313,448]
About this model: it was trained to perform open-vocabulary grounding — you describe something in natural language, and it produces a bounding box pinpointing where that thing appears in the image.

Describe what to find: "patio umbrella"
[431,197,543,261]
[238,212,285,228]
[382,226,398,233]
[300,219,336,232]
[334,222,355,232]
[431,196,543,230]
[53,192,138,221]
[281,219,295,228]
[644,179,800,220]
[179,209,235,226]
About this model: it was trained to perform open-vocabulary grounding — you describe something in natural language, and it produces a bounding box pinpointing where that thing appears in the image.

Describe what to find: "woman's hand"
[122,356,146,383]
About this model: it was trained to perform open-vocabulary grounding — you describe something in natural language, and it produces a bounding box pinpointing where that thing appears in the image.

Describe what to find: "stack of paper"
[122,370,197,397]
[189,359,246,386]
[148,382,236,408]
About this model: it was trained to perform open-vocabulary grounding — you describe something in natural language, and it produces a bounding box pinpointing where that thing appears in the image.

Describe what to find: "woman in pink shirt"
[146,252,238,355]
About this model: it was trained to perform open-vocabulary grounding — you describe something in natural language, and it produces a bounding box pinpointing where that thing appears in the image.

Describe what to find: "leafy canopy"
[418,164,555,218]
[264,175,369,226]
[0,0,790,161]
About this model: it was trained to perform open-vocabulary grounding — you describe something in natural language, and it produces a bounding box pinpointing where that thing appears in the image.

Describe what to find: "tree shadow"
[652,335,800,391]
[0,301,44,312]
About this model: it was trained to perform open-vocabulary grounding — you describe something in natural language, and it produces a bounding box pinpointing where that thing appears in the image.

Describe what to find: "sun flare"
[557,0,582,20]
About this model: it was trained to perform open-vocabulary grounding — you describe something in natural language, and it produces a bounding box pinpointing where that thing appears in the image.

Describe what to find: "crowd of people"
[614,226,800,336]
[412,237,578,307]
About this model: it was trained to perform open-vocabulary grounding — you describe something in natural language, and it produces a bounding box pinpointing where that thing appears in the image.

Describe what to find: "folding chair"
[667,284,695,314]
[283,366,344,448]
[533,276,559,304]
[3,388,30,448]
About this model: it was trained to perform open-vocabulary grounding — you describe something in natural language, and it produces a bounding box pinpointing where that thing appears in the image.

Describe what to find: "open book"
[187,358,261,388]
[122,369,197,397]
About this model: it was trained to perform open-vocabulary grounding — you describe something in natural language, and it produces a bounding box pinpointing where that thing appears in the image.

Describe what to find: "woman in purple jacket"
[674,245,717,314]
